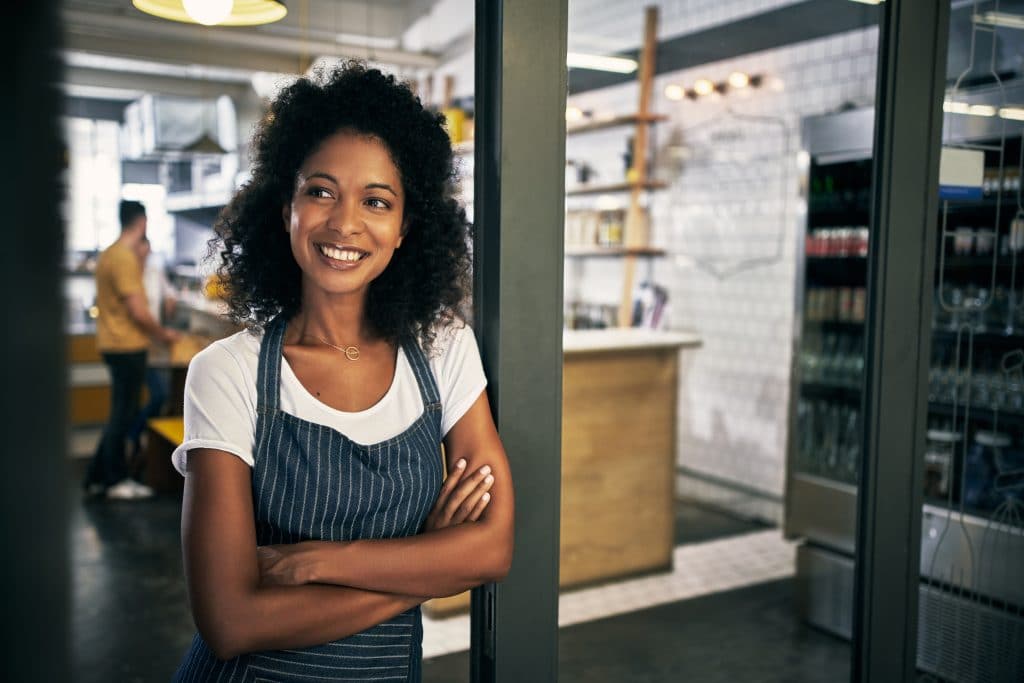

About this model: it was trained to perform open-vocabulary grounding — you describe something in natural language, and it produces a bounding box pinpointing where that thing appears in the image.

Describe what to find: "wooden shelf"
[567,113,668,136]
[567,180,668,196]
[453,113,668,155]
[565,246,666,258]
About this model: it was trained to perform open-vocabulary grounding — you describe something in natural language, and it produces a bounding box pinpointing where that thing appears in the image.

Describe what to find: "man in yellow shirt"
[84,200,179,500]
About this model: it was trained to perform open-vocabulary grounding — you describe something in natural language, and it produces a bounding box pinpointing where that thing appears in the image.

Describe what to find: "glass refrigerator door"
[917,14,1024,677]
[786,109,874,561]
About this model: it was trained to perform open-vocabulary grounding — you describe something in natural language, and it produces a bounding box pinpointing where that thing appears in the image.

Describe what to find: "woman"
[171,63,514,681]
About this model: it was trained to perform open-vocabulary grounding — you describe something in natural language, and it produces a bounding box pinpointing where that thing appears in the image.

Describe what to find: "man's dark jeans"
[86,350,147,488]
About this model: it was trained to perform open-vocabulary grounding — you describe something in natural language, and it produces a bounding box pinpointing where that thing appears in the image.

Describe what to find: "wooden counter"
[67,331,220,426]
[425,328,700,616]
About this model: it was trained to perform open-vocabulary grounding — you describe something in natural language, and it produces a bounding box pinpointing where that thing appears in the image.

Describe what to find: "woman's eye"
[365,197,391,210]
[307,187,333,199]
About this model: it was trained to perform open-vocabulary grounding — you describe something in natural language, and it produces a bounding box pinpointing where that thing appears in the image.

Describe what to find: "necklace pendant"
[343,346,360,361]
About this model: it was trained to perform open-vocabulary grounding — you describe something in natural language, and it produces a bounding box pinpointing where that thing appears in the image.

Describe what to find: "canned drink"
[954,227,974,256]
[852,288,866,322]
[838,288,853,321]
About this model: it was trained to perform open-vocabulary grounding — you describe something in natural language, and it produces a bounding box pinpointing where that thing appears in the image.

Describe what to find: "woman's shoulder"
[188,327,264,380]
[421,317,474,360]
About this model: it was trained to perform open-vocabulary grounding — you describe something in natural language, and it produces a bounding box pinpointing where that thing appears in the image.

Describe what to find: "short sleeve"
[435,324,488,437]
[171,340,258,474]
[110,248,144,299]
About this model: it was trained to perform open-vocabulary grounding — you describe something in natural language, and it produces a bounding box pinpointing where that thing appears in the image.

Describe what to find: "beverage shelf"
[805,256,868,286]
[927,401,1024,425]
[800,381,862,404]
[931,327,1024,347]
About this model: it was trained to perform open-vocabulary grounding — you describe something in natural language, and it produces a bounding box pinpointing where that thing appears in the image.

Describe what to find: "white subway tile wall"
[566,17,878,517]
[411,1,880,519]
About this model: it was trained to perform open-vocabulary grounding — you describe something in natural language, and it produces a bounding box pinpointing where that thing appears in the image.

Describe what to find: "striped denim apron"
[174,316,443,682]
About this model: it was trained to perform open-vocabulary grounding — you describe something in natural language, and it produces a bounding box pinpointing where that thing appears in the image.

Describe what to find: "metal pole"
[854,1,950,680]
[471,0,567,681]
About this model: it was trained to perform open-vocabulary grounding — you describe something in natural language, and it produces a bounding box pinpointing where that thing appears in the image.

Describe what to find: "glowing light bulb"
[693,79,715,97]
[664,84,685,101]
[184,0,233,26]
[728,72,750,89]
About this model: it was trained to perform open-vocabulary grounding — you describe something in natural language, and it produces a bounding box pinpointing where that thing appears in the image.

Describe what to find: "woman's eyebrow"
[365,182,399,197]
[305,171,338,184]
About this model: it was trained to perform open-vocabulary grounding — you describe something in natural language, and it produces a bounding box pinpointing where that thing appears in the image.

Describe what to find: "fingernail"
[482,492,491,502]
[480,465,492,476]
[456,459,466,469]
[485,474,494,485]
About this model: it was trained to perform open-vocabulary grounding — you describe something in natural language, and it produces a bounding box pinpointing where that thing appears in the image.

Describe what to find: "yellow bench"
[143,416,184,494]
[148,416,184,446]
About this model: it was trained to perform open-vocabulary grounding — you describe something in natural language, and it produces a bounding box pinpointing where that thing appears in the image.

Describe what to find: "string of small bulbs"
[664,72,763,101]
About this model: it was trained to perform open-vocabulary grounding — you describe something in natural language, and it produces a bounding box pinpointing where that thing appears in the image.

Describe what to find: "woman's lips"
[316,243,369,269]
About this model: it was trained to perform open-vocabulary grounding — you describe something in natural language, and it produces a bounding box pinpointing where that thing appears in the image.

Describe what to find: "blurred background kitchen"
[56,1,1023,681]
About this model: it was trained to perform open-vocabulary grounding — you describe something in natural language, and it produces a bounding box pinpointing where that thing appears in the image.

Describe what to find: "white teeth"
[318,244,365,262]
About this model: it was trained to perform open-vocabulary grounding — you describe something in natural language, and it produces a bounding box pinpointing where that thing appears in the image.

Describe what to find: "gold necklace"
[309,335,361,361]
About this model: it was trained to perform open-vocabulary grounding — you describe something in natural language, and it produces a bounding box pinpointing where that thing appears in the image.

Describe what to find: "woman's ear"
[397,216,409,248]
[282,204,291,233]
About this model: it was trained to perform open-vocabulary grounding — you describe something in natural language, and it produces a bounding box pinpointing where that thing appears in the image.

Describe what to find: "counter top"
[563,328,701,354]
[177,291,231,318]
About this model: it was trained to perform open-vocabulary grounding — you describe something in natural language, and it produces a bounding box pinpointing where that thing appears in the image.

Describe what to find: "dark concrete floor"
[70,459,194,682]
[422,579,850,683]
[674,497,771,546]
[69,457,848,682]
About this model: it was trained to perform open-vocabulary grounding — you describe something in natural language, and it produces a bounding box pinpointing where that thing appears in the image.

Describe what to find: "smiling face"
[284,129,406,305]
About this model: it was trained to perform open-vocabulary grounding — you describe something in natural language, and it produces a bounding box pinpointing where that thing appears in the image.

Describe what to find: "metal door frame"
[855,1,951,680]
[471,1,567,682]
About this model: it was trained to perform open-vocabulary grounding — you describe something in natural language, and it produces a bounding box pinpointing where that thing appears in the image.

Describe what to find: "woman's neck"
[289,290,374,347]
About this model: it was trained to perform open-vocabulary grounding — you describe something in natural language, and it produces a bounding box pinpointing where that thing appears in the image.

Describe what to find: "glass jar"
[924,429,961,500]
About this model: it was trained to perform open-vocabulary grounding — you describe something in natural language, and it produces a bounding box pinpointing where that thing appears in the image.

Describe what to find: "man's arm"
[124,292,177,344]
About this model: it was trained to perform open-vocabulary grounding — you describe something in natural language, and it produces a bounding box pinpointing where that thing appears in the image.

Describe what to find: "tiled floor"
[422,528,794,659]
[68,453,849,682]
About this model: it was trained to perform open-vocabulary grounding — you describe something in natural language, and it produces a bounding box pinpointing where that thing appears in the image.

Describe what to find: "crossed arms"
[181,391,514,660]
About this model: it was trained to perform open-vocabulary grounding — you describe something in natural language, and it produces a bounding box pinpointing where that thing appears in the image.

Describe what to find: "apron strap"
[403,337,441,408]
[256,315,288,413]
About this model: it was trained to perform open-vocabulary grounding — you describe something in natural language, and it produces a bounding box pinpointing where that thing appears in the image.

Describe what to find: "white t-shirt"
[172,323,487,474]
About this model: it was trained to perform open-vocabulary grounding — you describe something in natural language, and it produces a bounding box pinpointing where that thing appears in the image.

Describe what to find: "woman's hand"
[257,541,327,587]
[424,458,494,532]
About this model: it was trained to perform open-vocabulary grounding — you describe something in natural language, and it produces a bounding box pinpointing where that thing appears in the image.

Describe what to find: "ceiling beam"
[62,66,255,101]
[61,7,441,72]
[63,33,304,76]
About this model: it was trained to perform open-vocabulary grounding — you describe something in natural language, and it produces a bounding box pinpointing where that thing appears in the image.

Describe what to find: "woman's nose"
[331,199,363,235]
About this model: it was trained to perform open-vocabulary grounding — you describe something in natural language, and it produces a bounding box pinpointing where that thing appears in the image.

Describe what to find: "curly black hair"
[212,62,471,351]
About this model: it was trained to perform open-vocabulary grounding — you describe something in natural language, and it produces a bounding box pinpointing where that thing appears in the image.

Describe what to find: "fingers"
[437,458,468,501]
[425,458,468,530]
[426,460,497,530]
[466,491,491,522]
[444,465,494,525]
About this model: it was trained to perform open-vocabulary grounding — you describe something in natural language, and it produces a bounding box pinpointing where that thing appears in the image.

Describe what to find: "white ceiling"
[61,0,449,100]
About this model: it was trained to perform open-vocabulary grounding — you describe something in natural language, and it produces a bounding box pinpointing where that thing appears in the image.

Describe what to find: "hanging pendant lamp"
[133,0,287,27]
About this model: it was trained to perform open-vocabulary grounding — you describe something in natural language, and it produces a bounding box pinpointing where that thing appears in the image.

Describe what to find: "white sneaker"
[105,479,154,500]
[126,480,155,498]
